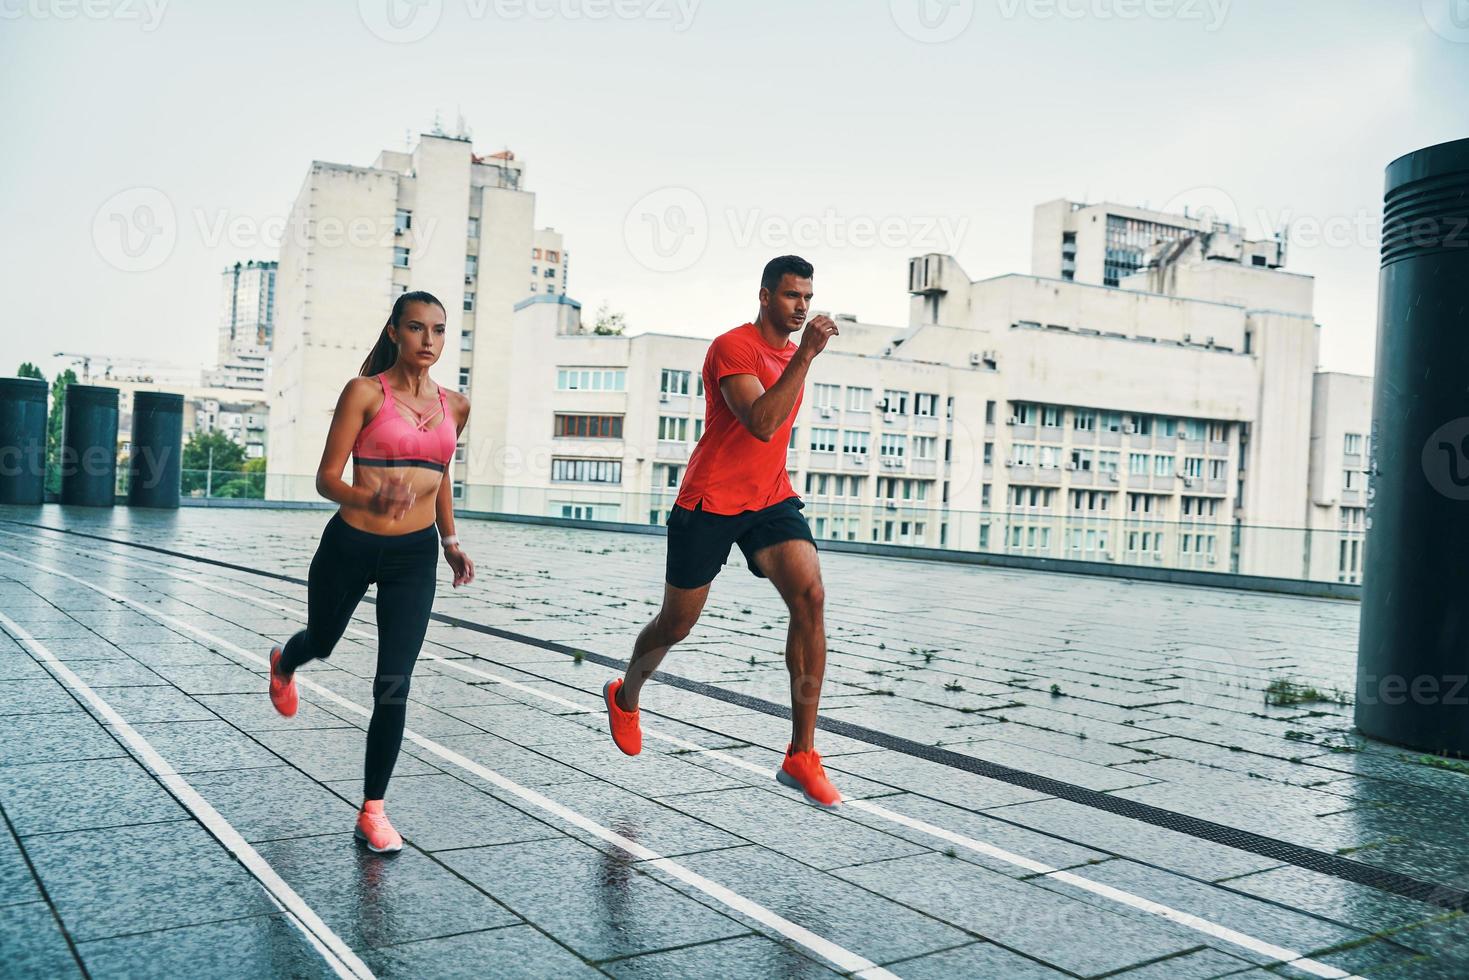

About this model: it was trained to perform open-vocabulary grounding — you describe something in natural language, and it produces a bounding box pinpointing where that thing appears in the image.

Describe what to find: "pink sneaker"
[354,800,403,853]
[269,647,297,717]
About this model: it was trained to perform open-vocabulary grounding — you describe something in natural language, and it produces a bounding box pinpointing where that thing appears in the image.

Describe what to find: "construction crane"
[53,352,197,386]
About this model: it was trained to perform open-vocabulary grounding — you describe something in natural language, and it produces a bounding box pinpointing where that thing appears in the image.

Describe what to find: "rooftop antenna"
[403,128,412,151]
[431,108,445,137]
[455,106,471,141]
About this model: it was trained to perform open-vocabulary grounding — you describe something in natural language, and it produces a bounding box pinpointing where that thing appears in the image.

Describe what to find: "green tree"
[181,430,247,495]
[44,368,77,495]
[16,362,45,382]
[592,303,626,336]
[242,455,268,499]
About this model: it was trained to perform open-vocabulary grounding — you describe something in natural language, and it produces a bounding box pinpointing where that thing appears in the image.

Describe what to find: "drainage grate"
[10,519,1468,915]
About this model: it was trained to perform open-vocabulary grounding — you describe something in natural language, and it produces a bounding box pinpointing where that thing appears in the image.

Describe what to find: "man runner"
[603,254,843,807]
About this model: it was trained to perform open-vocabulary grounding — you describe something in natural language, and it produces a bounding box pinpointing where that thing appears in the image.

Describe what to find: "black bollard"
[59,384,120,508]
[1356,137,1469,757]
[0,377,48,505]
[127,391,184,509]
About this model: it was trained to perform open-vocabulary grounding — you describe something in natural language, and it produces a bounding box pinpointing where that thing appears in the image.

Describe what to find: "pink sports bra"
[352,373,457,473]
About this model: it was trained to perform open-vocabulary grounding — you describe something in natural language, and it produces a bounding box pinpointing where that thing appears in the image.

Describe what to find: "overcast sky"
[3,0,1465,383]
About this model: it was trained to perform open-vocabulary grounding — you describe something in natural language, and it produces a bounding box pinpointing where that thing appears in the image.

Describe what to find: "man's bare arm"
[720,315,839,442]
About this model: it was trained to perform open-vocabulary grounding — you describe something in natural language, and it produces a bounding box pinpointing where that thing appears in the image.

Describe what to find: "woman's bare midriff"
[338,461,445,536]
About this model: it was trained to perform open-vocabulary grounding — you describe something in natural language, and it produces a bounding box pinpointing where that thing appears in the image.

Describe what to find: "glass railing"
[225,471,1365,587]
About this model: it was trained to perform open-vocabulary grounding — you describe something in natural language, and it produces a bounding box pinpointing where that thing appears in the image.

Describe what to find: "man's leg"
[749,539,826,752]
[618,581,710,710]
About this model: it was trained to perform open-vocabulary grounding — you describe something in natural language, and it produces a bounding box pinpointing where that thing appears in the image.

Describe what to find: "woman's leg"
[362,536,437,801]
[278,517,373,675]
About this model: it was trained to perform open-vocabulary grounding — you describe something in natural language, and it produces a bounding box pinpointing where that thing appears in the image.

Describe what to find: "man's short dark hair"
[761,255,814,292]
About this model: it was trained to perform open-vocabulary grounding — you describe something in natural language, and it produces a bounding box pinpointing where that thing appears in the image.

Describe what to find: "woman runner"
[266,290,475,853]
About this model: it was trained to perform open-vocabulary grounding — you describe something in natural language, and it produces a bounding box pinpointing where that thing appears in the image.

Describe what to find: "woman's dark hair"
[760,254,814,291]
[359,290,446,376]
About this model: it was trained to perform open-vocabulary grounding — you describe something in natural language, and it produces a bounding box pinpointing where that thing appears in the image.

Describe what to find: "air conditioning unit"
[874,399,888,412]
[852,454,867,465]
[1107,473,1119,483]
[982,350,996,361]
[1182,333,1192,343]
[1007,416,1019,425]
[885,501,898,510]
[1183,477,1196,488]
[1066,462,1078,471]
[1208,554,1218,564]
[394,228,404,237]
[969,353,982,366]
[819,407,833,418]
[658,392,669,403]
[1123,423,1136,434]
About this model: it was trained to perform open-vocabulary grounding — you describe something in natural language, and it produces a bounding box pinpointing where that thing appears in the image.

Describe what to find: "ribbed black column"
[0,377,48,505]
[59,384,120,508]
[127,391,183,508]
[1356,137,1469,757]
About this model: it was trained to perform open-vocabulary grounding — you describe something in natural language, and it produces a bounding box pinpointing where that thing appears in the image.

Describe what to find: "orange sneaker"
[269,646,297,718]
[603,678,642,756]
[354,800,403,853]
[777,744,842,807]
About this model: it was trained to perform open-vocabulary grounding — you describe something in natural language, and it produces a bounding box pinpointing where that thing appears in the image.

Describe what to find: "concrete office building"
[265,133,566,501]
[205,260,276,392]
[485,199,1370,583]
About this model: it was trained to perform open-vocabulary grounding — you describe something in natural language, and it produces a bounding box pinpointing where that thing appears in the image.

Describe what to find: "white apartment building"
[266,133,566,501]
[531,228,568,297]
[205,260,276,392]
[105,379,268,461]
[480,199,1371,583]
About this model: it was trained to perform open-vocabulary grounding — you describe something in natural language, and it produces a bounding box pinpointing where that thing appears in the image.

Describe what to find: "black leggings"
[279,512,438,801]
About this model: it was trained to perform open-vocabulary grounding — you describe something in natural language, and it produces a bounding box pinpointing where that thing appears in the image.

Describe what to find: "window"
[1153,454,1175,477]
[1073,409,1096,431]
[1207,422,1227,441]
[694,418,704,441]
[545,267,556,278]
[914,393,938,417]
[913,436,937,460]
[1183,419,1207,441]
[660,369,691,395]
[880,434,907,459]
[393,247,410,268]
[1343,469,1361,490]
[1069,489,1112,512]
[843,430,869,455]
[463,293,475,312]
[551,458,622,484]
[1038,445,1062,469]
[1097,451,1120,475]
[467,217,479,239]
[946,396,954,419]
[1041,405,1063,428]
[658,416,689,441]
[1101,411,1123,433]
[1012,444,1037,466]
[532,248,542,259]
[531,265,539,275]
[847,387,871,412]
[881,390,908,415]
[1344,432,1363,455]
[465,254,477,279]
[1127,492,1158,514]
[1129,414,1153,435]
[1012,402,1036,425]
[454,443,466,463]
[395,209,411,234]
[810,428,838,453]
[1129,452,1149,475]
[789,427,798,449]
[555,414,623,439]
[1157,418,1178,438]
[1340,506,1365,530]
[547,250,560,262]
[1208,459,1227,480]
[985,400,996,424]
[557,368,626,391]
[695,375,704,397]
[1184,457,1204,478]
[983,442,994,465]
[1069,448,1093,471]
[461,331,473,351]
[814,383,841,410]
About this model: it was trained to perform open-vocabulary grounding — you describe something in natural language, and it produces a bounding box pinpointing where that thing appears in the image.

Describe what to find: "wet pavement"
[0,503,1465,979]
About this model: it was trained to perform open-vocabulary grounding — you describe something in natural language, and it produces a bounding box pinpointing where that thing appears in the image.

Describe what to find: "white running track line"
[0,548,900,980]
[2,533,1365,979]
[0,609,375,980]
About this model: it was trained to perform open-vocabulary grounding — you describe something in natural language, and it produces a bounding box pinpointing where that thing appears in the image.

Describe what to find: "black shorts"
[665,496,816,589]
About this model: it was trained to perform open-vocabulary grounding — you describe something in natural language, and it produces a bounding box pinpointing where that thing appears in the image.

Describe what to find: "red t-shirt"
[675,323,801,515]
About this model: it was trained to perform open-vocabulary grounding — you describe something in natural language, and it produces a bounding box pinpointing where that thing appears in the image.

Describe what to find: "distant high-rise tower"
[207,260,277,390]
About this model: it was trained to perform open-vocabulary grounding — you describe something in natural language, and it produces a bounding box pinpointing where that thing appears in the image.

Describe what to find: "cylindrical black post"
[127,391,183,509]
[1357,137,1469,757]
[0,377,48,505]
[59,384,119,508]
